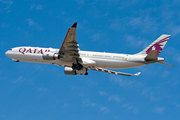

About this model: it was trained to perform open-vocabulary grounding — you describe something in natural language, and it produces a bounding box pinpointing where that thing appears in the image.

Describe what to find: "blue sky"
[1,0,180,120]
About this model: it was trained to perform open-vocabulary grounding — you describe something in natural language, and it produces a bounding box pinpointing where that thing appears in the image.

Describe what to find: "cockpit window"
[9,49,12,51]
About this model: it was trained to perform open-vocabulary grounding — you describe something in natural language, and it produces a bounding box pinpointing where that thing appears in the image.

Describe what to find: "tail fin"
[137,34,171,56]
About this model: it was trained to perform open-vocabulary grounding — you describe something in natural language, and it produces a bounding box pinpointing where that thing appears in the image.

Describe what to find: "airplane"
[5,22,174,76]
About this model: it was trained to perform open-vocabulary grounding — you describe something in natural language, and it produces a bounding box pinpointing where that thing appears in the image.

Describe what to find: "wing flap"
[91,68,141,76]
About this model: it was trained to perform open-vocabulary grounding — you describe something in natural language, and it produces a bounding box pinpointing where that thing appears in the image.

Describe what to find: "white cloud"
[108,95,121,102]
[26,18,36,26]
[83,99,96,107]
[30,5,43,10]
[173,0,180,3]
[26,18,43,30]
[104,12,108,17]
[122,104,133,110]
[76,0,84,7]
[152,107,165,114]
[115,116,119,120]
[12,76,24,83]
[122,103,139,113]
[129,17,142,26]
[91,33,103,41]
[63,103,70,108]
[99,91,123,103]
[124,34,148,48]
[100,106,109,113]
[110,19,122,31]
[110,75,142,87]
[164,47,180,63]
[175,54,180,62]
[160,71,170,78]
[1,23,9,28]
[110,76,127,86]
[0,0,13,4]
[110,16,158,33]
[0,0,13,12]
[166,24,180,36]
[99,91,107,96]
[37,88,48,92]
[172,81,178,86]
[141,88,159,101]
[176,105,180,108]
[173,53,180,63]
[128,16,158,33]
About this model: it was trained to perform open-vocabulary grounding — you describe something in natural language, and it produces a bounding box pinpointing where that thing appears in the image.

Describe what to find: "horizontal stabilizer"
[157,61,174,67]
[91,67,141,76]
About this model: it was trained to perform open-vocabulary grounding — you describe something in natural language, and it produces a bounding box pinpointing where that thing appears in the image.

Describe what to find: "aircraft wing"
[91,68,141,76]
[59,22,82,63]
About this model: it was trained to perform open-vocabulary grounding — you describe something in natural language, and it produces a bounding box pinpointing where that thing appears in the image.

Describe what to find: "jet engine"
[42,53,62,60]
[64,67,77,75]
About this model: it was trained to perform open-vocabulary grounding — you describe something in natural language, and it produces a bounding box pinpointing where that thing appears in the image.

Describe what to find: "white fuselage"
[5,46,151,69]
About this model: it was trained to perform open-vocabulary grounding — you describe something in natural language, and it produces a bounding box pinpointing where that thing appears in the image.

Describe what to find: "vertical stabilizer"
[137,35,171,56]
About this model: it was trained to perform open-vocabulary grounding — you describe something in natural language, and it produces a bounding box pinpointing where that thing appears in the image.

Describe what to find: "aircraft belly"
[49,60,73,67]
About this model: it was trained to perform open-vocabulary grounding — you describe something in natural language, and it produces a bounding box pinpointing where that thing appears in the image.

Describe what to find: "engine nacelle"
[64,67,77,75]
[42,53,60,60]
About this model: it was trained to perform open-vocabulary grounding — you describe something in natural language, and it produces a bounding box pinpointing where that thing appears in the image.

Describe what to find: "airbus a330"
[5,22,174,76]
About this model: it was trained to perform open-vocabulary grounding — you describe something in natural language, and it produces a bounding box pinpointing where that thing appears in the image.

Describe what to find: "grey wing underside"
[59,22,82,63]
[91,68,141,76]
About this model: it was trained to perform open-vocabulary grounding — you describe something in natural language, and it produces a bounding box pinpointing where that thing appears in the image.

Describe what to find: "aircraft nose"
[5,50,11,57]
[5,51,9,56]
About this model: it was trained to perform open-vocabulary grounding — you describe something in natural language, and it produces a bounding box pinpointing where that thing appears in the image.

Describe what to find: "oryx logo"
[146,36,170,56]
